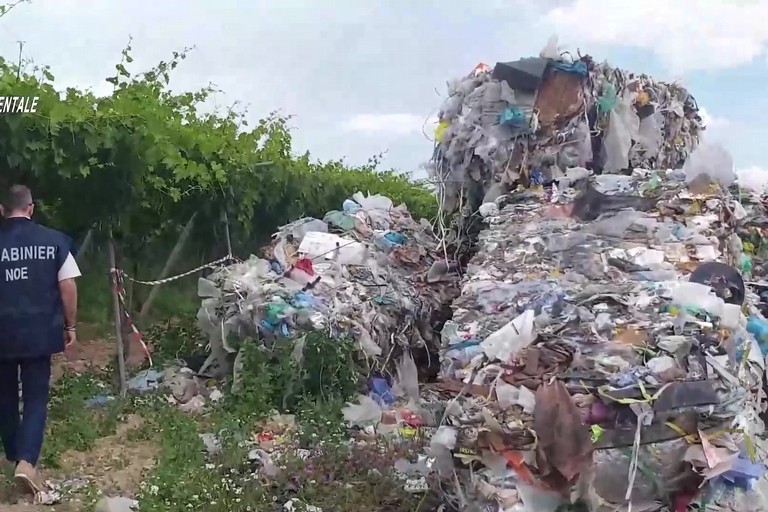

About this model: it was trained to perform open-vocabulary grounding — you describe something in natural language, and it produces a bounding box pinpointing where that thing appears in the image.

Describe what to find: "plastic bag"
[342,394,384,426]
[597,82,618,114]
[573,120,593,165]
[197,278,221,298]
[684,142,736,187]
[481,309,536,362]
[635,111,663,156]
[672,281,726,318]
[391,352,419,401]
[495,382,536,413]
[289,218,328,240]
[603,93,640,172]
[351,192,393,211]
[539,34,560,60]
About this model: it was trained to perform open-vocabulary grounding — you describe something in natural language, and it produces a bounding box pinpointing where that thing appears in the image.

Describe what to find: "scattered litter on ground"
[283,498,322,512]
[127,369,163,394]
[85,394,115,408]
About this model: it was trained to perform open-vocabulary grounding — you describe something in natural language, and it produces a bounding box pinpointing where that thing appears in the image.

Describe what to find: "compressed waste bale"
[428,39,704,211]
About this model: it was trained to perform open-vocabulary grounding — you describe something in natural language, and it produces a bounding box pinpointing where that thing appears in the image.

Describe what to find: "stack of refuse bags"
[342,168,768,511]
[194,191,460,381]
[427,35,705,214]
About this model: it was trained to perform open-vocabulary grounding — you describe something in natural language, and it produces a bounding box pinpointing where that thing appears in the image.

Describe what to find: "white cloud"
[737,166,768,193]
[699,108,731,130]
[543,0,768,72]
[341,114,434,136]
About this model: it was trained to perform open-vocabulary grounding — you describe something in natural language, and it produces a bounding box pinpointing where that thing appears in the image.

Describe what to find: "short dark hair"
[2,185,33,212]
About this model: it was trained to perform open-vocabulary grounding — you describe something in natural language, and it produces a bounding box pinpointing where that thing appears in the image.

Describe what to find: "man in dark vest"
[0,185,80,493]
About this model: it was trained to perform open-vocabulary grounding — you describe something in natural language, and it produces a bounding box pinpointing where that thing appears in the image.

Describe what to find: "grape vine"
[0,41,436,261]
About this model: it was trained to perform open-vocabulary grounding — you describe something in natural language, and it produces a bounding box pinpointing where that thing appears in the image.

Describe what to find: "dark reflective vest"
[0,217,75,359]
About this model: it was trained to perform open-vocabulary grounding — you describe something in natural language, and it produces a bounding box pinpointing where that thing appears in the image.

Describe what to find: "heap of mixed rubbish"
[185,38,768,511]
[194,191,460,384]
[340,39,768,511]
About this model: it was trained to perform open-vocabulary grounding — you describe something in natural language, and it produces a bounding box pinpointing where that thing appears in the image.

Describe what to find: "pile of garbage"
[194,191,460,382]
[182,38,768,511]
[337,42,768,511]
[342,169,768,511]
[427,35,705,215]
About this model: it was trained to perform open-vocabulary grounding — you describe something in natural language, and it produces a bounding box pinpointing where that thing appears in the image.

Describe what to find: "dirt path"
[0,338,157,511]
[51,338,115,384]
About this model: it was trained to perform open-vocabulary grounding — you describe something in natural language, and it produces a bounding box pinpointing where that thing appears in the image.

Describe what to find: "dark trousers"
[0,357,51,466]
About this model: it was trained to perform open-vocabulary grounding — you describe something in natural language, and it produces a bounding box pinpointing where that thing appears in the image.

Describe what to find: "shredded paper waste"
[174,37,768,511]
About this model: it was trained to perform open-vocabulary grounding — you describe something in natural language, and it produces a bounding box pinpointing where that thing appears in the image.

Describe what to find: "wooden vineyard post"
[222,209,233,258]
[108,232,128,396]
[138,212,198,324]
[76,228,93,262]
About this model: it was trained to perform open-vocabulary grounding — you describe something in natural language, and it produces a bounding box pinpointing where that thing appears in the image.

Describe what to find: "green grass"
[135,398,435,512]
[42,372,131,468]
[28,288,439,511]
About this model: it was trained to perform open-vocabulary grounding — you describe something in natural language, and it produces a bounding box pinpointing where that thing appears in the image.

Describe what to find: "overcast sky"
[1,0,767,181]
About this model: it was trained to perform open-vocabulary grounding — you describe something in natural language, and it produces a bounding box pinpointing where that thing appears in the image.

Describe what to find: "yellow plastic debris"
[435,120,450,142]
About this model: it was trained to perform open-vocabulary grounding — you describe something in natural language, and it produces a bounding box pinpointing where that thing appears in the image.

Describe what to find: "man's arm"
[59,278,78,329]
[58,252,81,333]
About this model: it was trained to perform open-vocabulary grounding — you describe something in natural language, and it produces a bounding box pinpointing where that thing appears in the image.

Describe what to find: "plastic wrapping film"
[591,438,692,505]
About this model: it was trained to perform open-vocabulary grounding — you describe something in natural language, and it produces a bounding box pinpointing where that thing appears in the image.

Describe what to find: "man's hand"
[65,329,77,347]
[64,329,77,359]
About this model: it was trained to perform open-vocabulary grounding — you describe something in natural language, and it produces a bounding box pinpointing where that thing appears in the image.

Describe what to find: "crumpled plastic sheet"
[590,438,691,505]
